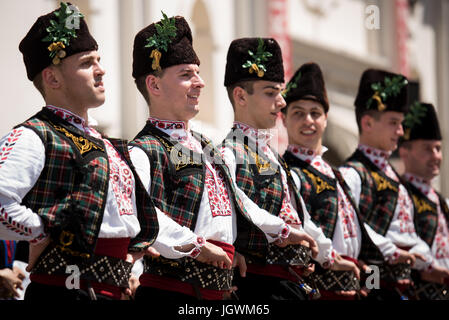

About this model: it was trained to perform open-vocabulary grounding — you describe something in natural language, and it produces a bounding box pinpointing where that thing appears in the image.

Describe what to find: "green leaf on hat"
[282,71,302,98]
[41,2,84,58]
[242,38,273,77]
[403,101,427,130]
[144,11,177,53]
[366,75,408,110]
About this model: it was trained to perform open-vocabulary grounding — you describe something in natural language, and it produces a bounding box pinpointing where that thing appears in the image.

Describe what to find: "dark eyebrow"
[263,85,282,90]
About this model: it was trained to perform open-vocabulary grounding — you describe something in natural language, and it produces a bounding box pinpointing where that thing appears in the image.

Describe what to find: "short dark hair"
[134,69,165,106]
[226,80,255,108]
[356,109,381,134]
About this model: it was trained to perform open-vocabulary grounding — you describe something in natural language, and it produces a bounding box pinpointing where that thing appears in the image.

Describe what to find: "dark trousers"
[232,272,309,301]
[134,285,198,302]
[24,282,114,301]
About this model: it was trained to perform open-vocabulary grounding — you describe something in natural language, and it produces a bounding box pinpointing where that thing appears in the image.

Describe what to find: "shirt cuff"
[274,224,291,244]
[29,233,48,245]
[321,249,337,269]
[386,248,401,264]
[189,236,206,259]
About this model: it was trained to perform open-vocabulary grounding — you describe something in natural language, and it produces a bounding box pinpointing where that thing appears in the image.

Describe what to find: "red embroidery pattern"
[0,129,23,168]
[148,117,186,130]
[104,140,134,216]
[46,106,89,130]
[397,185,416,234]
[205,164,232,217]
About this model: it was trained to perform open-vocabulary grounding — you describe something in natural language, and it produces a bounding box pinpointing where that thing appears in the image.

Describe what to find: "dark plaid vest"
[129,122,266,259]
[222,127,304,261]
[18,108,110,256]
[283,150,338,239]
[284,150,384,262]
[404,181,449,248]
[344,150,400,237]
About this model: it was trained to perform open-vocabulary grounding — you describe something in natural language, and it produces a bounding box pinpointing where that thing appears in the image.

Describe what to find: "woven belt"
[377,263,412,282]
[143,256,233,291]
[260,244,311,266]
[412,280,449,300]
[308,263,360,291]
[31,245,133,288]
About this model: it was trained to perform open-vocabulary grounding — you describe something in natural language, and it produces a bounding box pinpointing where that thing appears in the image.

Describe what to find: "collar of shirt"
[148,116,190,141]
[403,172,436,200]
[45,105,99,137]
[357,144,392,171]
[148,116,203,153]
[287,144,333,177]
[233,121,274,146]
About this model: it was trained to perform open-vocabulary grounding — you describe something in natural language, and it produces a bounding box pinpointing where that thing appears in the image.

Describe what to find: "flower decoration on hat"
[144,11,177,71]
[41,2,84,65]
[242,38,273,78]
[366,75,408,111]
[282,71,302,98]
[403,101,427,140]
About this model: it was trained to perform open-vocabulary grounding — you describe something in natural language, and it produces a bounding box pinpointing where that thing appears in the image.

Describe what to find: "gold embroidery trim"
[371,171,398,193]
[53,124,104,154]
[303,169,335,194]
[412,195,436,214]
[243,144,273,173]
[158,137,200,171]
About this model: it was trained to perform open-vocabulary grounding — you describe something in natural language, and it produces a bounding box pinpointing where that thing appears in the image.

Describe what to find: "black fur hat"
[19,2,98,81]
[354,69,409,114]
[402,102,442,141]
[283,62,329,112]
[224,37,284,87]
[132,14,200,79]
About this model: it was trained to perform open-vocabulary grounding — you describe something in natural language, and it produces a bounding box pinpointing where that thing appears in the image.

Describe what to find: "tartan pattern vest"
[129,122,266,259]
[18,108,109,256]
[222,127,305,262]
[283,150,338,239]
[107,139,159,251]
[284,150,384,262]
[405,182,449,247]
[344,150,399,236]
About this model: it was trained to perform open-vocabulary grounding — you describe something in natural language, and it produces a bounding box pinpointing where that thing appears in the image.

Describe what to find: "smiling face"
[240,80,286,129]
[400,139,442,181]
[361,111,404,152]
[282,99,327,152]
[149,64,204,122]
[55,50,106,110]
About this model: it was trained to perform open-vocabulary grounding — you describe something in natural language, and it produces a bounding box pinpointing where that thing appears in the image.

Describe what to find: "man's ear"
[146,74,161,96]
[360,114,374,134]
[41,67,61,90]
[233,86,247,108]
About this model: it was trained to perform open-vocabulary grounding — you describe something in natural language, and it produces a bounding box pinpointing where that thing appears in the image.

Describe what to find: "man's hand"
[196,242,232,270]
[274,228,319,259]
[420,265,449,284]
[0,268,24,298]
[126,246,160,264]
[390,249,417,266]
[26,236,51,272]
[330,254,361,280]
[232,251,247,277]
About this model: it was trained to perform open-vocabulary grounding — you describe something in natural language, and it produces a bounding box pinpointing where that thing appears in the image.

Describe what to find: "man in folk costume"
[340,69,448,299]
[128,13,274,301]
[399,102,449,299]
[281,62,386,300]
[220,38,362,301]
[0,2,160,300]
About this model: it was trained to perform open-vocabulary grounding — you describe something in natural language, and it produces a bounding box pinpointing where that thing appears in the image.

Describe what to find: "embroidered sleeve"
[409,236,434,271]
[363,222,398,261]
[0,127,47,242]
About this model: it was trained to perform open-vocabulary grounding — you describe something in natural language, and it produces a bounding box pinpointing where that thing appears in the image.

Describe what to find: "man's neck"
[45,99,88,121]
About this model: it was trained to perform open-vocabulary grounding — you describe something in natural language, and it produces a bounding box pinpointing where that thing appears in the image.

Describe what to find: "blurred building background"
[1,0,448,196]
